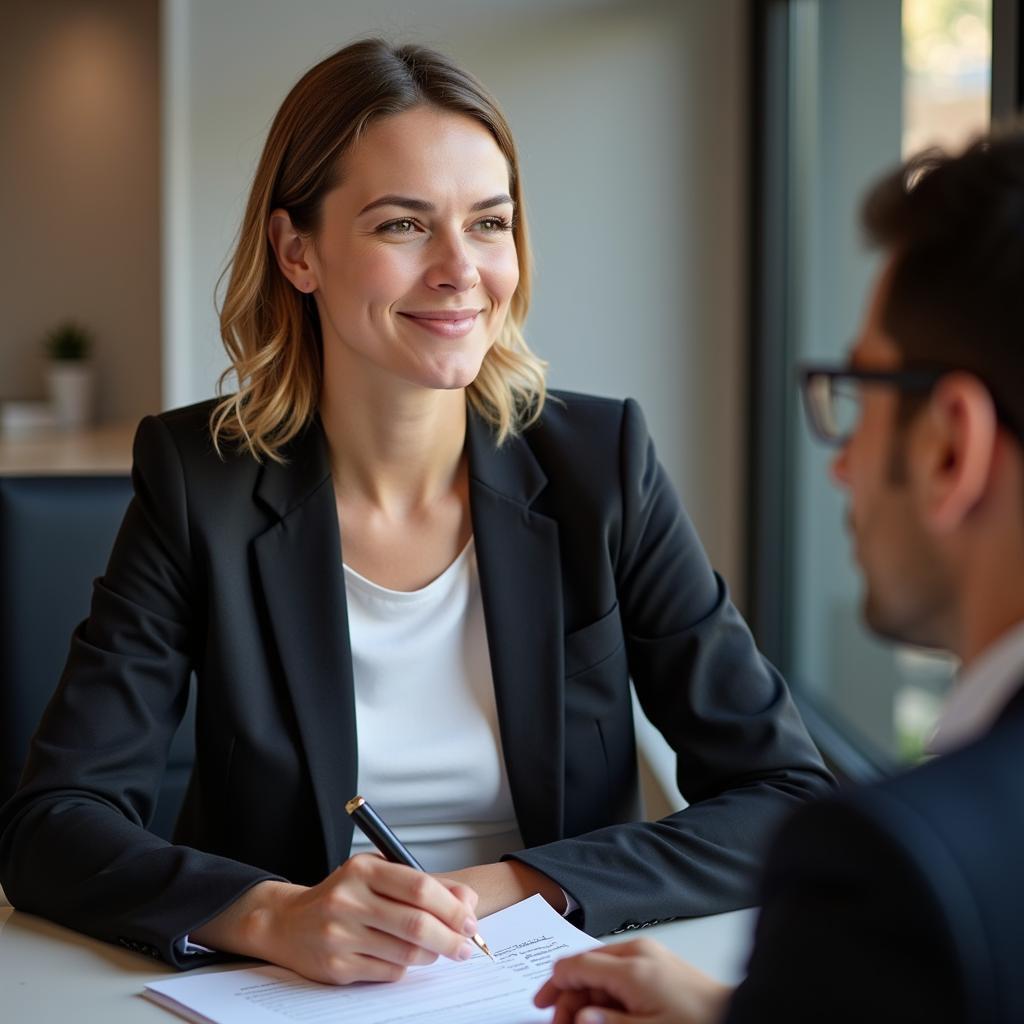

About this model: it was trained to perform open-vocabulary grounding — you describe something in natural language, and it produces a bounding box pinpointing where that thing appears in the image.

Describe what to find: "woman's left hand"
[533,939,733,1024]
[436,861,568,918]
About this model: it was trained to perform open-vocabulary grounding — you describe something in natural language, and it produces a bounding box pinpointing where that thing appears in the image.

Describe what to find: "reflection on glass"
[903,0,991,156]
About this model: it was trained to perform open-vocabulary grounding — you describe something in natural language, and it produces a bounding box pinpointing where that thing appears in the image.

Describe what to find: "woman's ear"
[267,209,318,294]
[918,373,997,535]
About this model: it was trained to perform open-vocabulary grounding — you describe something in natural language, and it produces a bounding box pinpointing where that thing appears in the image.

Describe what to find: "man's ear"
[918,373,997,534]
[267,209,318,294]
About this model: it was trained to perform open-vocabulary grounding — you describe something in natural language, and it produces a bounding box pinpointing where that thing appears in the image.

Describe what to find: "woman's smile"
[397,308,483,339]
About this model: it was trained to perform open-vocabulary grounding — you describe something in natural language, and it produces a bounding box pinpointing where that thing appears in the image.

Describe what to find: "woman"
[0,39,831,985]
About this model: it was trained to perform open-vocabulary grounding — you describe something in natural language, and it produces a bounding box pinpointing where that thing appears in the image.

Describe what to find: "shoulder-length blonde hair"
[211,38,546,462]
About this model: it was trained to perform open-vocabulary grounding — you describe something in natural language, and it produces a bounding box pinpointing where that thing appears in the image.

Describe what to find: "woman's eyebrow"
[357,193,515,215]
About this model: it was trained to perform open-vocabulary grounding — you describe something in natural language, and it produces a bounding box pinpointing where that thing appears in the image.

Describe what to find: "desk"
[0,422,135,475]
[0,895,755,1023]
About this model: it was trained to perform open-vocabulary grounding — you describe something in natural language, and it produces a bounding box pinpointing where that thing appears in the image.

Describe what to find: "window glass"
[785,0,991,763]
[903,0,991,155]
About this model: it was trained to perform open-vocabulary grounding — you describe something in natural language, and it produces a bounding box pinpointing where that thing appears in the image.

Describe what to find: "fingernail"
[579,1011,605,1024]
[457,942,474,961]
[462,917,479,936]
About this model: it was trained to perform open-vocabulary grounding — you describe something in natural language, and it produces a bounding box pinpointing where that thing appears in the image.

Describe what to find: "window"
[750,0,998,775]
[903,0,992,156]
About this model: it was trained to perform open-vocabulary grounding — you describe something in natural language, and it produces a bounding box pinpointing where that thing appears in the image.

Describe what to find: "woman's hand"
[533,939,733,1024]
[192,854,480,985]
[437,860,568,917]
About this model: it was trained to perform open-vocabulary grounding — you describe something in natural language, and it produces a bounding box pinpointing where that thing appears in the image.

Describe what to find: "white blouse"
[344,538,525,871]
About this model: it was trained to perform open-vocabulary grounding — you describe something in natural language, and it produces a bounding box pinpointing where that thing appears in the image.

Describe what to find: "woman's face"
[304,106,520,393]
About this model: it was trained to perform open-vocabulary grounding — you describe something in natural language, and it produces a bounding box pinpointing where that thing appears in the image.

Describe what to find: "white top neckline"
[343,537,475,603]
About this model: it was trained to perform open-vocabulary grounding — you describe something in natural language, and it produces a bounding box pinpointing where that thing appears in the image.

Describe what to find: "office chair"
[0,475,195,840]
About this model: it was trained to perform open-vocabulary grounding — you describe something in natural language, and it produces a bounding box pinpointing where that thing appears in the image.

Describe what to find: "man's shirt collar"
[927,618,1024,755]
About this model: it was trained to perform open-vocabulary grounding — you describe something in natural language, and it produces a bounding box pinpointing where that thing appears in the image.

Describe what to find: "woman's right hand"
[191,854,480,985]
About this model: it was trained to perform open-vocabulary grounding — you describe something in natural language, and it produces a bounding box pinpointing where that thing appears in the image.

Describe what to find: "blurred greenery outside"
[903,0,990,156]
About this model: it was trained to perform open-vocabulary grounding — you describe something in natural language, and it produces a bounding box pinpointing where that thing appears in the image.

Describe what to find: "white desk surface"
[0,893,754,1023]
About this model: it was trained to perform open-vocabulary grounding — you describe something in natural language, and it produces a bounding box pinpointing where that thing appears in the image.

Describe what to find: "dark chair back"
[0,475,195,839]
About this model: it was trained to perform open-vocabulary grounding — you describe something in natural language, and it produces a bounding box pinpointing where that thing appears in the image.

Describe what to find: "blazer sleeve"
[509,398,835,935]
[724,794,965,1023]
[0,415,281,969]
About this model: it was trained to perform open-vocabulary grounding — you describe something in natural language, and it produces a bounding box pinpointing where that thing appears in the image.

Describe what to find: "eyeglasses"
[798,365,946,446]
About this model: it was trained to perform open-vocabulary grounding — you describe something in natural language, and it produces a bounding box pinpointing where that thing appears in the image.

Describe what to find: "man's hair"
[862,130,1024,443]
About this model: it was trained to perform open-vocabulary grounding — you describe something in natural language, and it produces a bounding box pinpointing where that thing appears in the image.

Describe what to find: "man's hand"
[533,938,733,1024]
[191,855,479,985]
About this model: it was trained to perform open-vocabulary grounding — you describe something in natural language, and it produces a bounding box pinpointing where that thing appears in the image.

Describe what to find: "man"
[534,132,1024,1023]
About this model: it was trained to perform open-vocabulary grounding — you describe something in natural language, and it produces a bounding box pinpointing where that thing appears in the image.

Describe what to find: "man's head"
[804,132,1024,660]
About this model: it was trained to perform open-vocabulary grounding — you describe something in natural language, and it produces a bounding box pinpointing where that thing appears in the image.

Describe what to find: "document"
[143,894,600,1024]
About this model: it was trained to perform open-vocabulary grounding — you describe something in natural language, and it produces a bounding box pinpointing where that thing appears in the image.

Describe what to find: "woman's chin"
[404,356,487,392]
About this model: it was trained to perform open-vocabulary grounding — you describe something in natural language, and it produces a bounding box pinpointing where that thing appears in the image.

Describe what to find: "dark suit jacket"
[726,681,1024,1023]
[0,391,831,968]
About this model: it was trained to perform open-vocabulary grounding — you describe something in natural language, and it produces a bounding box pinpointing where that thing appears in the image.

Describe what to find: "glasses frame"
[798,365,947,446]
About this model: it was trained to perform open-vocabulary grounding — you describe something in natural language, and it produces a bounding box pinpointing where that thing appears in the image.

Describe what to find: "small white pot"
[47,360,95,430]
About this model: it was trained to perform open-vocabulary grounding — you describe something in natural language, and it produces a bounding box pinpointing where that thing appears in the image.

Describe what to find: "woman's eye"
[475,216,513,232]
[378,218,419,234]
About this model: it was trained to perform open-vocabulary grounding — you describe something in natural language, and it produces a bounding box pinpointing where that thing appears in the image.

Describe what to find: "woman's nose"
[424,234,480,292]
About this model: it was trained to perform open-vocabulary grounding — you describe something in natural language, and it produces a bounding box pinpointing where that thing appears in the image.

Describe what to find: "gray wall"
[0,0,161,423]
[164,0,749,592]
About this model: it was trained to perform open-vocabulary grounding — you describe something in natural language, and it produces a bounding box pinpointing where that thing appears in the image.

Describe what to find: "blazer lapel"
[466,411,565,849]
[252,422,356,872]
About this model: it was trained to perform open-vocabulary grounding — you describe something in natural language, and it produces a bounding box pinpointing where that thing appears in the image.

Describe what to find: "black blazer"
[0,391,832,967]
[726,682,1024,1023]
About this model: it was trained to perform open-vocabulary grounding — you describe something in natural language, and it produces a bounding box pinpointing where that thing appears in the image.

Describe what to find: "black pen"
[345,795,494,960]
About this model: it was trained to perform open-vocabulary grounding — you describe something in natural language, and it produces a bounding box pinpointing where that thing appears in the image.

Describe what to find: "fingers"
[437,878,480,913]
[535,975,568,1008]
[549,990,634,1024]
[535,952,621,1006]
[368,898,477,961]
[355,925,443,968]
[263,857,484,985]
[573,1007,634,1024]
[537,940,726,1024]
[536,947,658,1010]
[345,857,478,960]
[549,988,592,1024]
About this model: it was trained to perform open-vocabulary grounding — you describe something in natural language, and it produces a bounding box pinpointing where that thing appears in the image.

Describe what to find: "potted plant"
[44,321,95,429]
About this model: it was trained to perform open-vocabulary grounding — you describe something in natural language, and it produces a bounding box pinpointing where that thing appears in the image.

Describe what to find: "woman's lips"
[398,310,481,339]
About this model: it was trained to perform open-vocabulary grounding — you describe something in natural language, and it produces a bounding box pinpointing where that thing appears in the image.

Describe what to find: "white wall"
[164,0,748,593]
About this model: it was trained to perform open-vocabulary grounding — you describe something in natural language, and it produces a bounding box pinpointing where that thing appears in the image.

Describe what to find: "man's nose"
[830,442,851,487]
